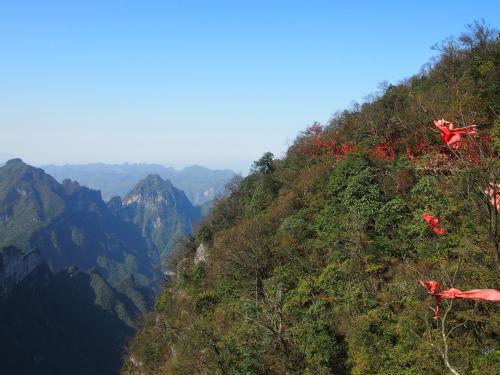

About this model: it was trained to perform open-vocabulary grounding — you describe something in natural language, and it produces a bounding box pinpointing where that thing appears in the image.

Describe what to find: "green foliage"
[328,155,384,220]
[124,24,500,375]
[252,152,275,174]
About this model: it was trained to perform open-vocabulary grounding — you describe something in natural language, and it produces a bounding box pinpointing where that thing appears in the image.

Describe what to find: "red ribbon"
[422,213,445,235]
[484,183,500,211]
[419,280,500,319]
[434,119,477,150]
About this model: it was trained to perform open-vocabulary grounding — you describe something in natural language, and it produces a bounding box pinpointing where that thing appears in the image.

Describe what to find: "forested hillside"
[123,24,499,374]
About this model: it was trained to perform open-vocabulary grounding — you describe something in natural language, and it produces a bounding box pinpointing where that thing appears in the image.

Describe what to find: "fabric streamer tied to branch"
[433,119,477,150]
[419,280,500,319]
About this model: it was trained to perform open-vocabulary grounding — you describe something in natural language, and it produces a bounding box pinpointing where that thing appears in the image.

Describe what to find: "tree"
[252,152,275,174]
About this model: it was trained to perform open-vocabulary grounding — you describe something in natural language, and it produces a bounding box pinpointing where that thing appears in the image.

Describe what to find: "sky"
[0,1,498,173]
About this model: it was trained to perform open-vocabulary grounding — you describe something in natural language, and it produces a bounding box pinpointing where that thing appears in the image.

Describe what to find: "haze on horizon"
[1,1,498,173]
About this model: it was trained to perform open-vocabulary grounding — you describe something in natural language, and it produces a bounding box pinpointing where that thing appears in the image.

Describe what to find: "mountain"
[41,162,236,204]
[0,153,16,165]
[0,159,206,285]
[119,174,201,262]
[0,246,41,298]
[0,263,152,375]
[0,161,204,374]
[0,159,157,286]
[167,165,238,205]
[123,25,499,374]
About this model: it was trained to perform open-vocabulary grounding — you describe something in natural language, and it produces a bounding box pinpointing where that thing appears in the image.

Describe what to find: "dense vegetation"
[123,23,499,374]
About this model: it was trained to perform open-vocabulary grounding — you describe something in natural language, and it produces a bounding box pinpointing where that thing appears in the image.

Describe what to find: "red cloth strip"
[419,280,500,319]
[434,119,477,149]
[422,213,445,235]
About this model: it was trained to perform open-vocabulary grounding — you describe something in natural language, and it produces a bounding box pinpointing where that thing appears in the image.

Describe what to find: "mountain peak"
[143,174,167,184]
[1,158,49,179]
[120,174,201,257]
[6,158,25,166]
[128,174,175,194]
[40,163,236,204]
[123,175,179,208]
[0,158,60,194]
[0,160,111,252]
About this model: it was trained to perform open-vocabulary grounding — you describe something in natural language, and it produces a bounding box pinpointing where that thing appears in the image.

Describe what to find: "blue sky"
[0,1,498,173]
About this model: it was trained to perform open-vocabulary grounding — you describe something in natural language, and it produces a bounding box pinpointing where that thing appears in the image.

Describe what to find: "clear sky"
[0,1,498,173]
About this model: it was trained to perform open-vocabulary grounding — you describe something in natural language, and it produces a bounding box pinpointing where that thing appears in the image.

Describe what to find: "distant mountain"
[0,153,16,165]
[0,159,157,286]
[169,165,238,205]
[0,263,152,375]
[41,162,236,204]
[0,160,205,374]
[118,174,201,261]
[0,160,204,374]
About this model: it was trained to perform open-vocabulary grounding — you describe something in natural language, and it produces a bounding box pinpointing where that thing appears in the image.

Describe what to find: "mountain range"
[0,158,155,286]
[41,163,236,204]
[0,158,204,374]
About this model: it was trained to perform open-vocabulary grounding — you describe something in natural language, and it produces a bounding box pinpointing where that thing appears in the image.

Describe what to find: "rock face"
[0,246,40,298]
[121,174,202,261]
[194,243,208,265]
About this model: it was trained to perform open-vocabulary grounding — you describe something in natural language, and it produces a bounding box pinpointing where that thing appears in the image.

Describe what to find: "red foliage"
[306,123,322,137]
[302,133,354,160]
[313,136,323,148]
[340,144,353,156]
[406,137,430,160]
[373,143,396,160]
[301,119,489,169]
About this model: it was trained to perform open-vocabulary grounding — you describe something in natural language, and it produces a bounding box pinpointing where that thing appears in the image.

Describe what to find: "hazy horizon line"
[1,155,242,174]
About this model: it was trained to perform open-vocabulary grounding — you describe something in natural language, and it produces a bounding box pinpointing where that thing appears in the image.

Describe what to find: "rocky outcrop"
[194,243,208,265]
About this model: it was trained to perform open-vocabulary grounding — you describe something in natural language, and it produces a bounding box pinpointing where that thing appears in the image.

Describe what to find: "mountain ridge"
[41,162,237,204]
[0,161,207,374]
[0,158,157,286]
